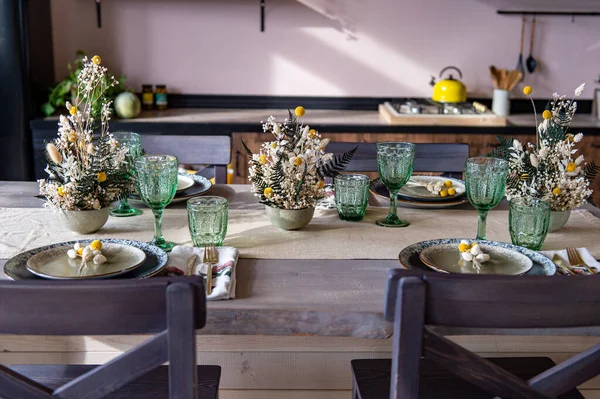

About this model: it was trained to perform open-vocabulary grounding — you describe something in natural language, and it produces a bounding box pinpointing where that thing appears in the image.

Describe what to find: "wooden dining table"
[1,181,600,399]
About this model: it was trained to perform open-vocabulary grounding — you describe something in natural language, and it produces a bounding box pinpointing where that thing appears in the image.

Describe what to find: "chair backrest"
[0,277,206,398]
[141,135,231,183]
[384,270,600,399]
[326,142,469,179]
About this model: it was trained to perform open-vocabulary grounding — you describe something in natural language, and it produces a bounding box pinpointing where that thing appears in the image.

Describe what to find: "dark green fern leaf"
[317,145,357,178]
[294,163,308,204]
[584,161,599,183]
[241,139,254,156]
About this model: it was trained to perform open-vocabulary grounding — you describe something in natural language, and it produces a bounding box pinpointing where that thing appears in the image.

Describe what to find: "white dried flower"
[46,143,62,164]
[475,253,490,262]
[86,143,95,154]
[574,83,585,97]
[470,245,482,256]
[82,247,93,261]
[302,125,310,137]
[530,153,539,168]
[512,139,522,152]
[574,133,583,143]
[93,254,107,265]
[461,252,474,262]
[273,123,281,134]
[74,242,82,251]
[67,249,78,259]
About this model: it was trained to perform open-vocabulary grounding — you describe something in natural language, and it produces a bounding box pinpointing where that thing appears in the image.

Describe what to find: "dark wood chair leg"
[214,166,227,184]
[390,276,426,399]
[167,283,198,399]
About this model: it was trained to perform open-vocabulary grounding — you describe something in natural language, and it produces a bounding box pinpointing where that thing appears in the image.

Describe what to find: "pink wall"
[50,0,600,99]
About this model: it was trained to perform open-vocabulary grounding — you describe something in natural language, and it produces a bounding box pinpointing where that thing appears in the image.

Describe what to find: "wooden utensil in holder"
[489,65,522,116]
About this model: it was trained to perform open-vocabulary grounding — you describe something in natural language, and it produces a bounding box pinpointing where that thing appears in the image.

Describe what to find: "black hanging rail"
[497,10,600,16]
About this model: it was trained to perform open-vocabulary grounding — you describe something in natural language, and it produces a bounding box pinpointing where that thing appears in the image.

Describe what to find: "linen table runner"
[0,207,599,260]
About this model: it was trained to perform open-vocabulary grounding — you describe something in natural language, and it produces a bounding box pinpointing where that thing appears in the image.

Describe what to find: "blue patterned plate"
[4,239,168,280]
[399,238,556,276]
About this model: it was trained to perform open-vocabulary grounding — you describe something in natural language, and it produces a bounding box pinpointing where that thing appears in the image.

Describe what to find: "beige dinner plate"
[419,243,533,275]
[370,178,469,209]
[176,174,195,193]
[400,176,465,202]
[26,243,147,279]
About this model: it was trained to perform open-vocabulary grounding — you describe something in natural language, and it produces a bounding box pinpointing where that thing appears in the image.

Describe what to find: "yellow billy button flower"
[523,86,532,96]
[444,180,453,188]
[447,187,456,196]
[566,162,577,173]
[92,55,102,65]
[67,131,77,143]
[553,187,562,196]
[565,133,574,143]
[264,187,274,198]
[69,106,77,115]
[57,186,65,196]
[97,172,107,182]
[440,189,448,197]
[77,247,84,255]
[542,110,552,120]
[294,157,303,166]
[295,106,305,117]
[317,180,325,189]
[259,155,267,164]
[90,240,103,251]
[270,142,277,149]
[309,129,317,139]
[458,243,470,253]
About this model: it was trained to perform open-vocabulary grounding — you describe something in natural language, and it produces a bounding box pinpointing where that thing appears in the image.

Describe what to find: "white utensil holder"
[492,89,510,116]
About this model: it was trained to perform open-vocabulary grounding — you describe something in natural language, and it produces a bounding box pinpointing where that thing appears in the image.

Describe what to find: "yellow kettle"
[430,66,467,103]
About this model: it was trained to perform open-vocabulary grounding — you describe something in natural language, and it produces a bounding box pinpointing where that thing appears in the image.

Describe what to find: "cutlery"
[203,245,219,295]
[526,17,537,73]
[566,247,597,275]
[186,254,198,276]
[552,254,575,275]
[516,15,526,81]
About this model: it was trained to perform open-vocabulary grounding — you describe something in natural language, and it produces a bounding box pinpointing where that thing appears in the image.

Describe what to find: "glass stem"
[388,189,399,221]
[118,198,131,212]
[153,209,164,243]
[476,210,488,240]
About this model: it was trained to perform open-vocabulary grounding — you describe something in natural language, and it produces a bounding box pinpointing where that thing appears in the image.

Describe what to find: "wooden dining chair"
[0,276,221,399]
[325,142,469,179]
[141,135,232,183]
[351,270,600,399]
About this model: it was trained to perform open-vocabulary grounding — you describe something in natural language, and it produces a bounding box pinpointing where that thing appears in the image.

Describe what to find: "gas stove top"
[388,99,489,115]
[378,100,506,126]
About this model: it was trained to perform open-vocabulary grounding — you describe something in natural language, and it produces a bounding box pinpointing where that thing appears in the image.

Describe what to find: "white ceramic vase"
[549,210,571,232]
[58,208,110,234]
[265,205,315,231]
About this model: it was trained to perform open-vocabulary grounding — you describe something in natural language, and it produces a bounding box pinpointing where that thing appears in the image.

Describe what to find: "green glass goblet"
[465,157,509,240]
[110,132,143,217]
[376,142,416,227]
[134,155,179,252]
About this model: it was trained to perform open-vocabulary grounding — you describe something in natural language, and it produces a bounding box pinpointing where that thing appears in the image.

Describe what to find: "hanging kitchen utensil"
[516,15,526,81]
[526,17,537,73]
[430,66,467,103]
[95,0,102,28]
[489,65,499,89]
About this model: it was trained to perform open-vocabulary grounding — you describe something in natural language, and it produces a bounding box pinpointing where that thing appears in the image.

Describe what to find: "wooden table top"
[1,182,599,339]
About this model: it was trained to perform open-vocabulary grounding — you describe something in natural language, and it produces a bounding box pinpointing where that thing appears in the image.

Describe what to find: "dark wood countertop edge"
[29,119,600,135]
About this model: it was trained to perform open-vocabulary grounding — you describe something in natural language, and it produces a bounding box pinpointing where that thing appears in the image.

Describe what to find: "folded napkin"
[540,248,600,276]
[166,246,238,300]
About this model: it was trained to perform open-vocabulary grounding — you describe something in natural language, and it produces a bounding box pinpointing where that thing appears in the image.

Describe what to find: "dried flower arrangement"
[243,106,356,210]
[492,84,598,212]
[39,55,134,211]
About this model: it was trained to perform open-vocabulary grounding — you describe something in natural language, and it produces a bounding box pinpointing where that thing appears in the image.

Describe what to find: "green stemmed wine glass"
[135,155,179,252]
[465,157,509,240]
[376,142,416,227]
[110,132,143,217]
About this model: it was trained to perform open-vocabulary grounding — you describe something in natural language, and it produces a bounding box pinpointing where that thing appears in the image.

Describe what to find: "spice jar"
[142,85,154,110]
[155,85,168,111]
